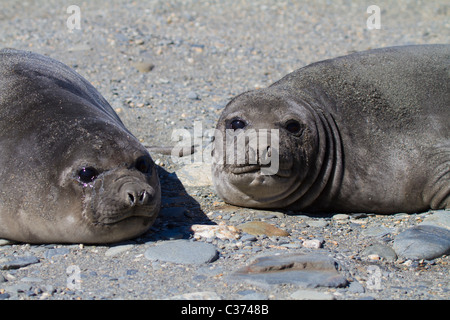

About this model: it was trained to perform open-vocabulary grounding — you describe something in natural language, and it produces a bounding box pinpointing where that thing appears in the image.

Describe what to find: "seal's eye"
[228,119,246,130]
[78,167,99,183]
[135,156,152,174]
[285,120,302,134]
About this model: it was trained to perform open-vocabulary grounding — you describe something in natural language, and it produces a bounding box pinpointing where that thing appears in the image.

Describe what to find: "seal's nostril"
[128,192,136,206]
[138,190,149,205]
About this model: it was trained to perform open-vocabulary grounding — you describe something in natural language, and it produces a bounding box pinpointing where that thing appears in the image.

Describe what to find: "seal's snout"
[86,167,161,226]
[126,189,152,207]
[120,178,157,208]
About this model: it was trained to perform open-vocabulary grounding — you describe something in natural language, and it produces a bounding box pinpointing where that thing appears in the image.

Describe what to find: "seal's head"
[212,89,329,209]
[58,121,161,244]
[5,113,162,244]
[0,48,161,243]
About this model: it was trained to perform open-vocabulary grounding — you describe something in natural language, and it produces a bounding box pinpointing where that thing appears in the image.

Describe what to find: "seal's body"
[212,45,449,213]
[0,49,160,243]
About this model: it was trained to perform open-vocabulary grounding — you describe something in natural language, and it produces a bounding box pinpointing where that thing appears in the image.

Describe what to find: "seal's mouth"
[96,205,156,225]
[97,209,155,225]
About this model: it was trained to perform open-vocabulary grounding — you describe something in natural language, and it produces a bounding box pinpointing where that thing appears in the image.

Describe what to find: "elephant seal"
[0,49,160,243]
[212,45,449,214]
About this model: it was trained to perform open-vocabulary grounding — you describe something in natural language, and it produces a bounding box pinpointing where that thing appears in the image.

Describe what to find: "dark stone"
[230,253,348,288]
[393,225,450,260]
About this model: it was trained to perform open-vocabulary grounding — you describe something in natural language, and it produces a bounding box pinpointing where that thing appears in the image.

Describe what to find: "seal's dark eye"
[285,120,302,134]
[135,156,152,174]
[78,167,99,183]
[228,119,246,130]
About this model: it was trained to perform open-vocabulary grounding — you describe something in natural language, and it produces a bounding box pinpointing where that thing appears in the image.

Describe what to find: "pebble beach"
[0,0,449,302]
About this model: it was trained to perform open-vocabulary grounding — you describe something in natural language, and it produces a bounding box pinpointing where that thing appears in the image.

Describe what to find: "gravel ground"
[0,0,449,302]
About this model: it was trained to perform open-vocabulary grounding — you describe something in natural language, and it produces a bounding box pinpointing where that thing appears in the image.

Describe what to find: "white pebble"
[302,239,323,249]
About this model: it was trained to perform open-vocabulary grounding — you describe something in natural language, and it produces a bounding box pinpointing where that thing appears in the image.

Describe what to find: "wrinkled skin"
[0,49,160,243]
[212,45,449,214]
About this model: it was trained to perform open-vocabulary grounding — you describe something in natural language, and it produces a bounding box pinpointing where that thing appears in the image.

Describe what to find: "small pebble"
[306,220,329,228]
[191,223,240,241]
[238,221,289,237]
[361,226,392,238]
[187,91,200,100]
[302,239,323,249]
[240,234,257,242]
[368,254,380,260]
[132,61,155,73]
[105,244,135,257]
[361,243,397,262]
[332,214,349,221]
[0,239,14,246]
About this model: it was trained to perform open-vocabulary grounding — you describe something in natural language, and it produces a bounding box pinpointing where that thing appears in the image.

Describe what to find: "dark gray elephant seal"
[0,49,160,243]
[212,45,449,214]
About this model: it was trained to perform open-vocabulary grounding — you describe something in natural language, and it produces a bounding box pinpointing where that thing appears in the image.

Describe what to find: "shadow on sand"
[136,166,214,243]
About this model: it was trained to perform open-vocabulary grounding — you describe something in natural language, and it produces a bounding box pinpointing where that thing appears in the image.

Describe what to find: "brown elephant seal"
[212,44,449,214]
[0,49,160,243]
